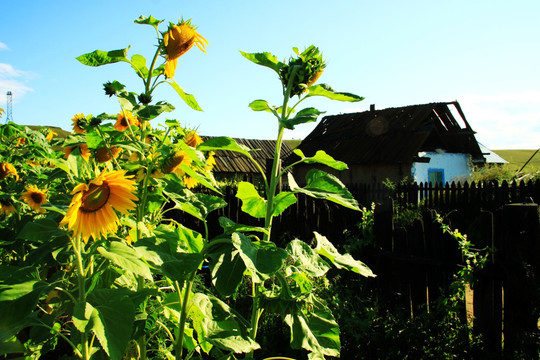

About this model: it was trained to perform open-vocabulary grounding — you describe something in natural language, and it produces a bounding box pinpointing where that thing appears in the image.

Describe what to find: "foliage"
[471,164,540,183]
[0,15,373,360]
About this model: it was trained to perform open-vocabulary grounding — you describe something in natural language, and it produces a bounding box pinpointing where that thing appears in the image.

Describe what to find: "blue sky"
[1,0,539,149]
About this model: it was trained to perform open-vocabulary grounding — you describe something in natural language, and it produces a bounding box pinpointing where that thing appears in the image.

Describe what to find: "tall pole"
[5,91,13,123]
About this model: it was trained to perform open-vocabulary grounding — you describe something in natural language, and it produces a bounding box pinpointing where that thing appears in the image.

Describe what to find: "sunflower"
[184,130,203,148]
[20,185,48,213]
[0,199,16,216]
[63,144,91,162]
[161,150,193,175]
[0,162,19,181]
[95,146,122,163]
[114,110,140,131]
[59,170,138,243]
[162,20,208,79]
[205,151,216,171]
[46,130,58,142]
[71,113,87,134]
[183,176,198,189]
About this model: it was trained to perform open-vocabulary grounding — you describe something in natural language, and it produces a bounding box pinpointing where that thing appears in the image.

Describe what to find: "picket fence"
[175,179,540,357]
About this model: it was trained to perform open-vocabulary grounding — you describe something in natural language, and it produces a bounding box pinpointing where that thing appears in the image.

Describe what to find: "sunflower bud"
[138,93,153,105]
[279,45,326,97]
[162,150,192,175]
[103,81,125,97]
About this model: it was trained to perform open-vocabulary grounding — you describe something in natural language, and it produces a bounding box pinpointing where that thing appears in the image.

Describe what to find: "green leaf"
[168,80,203,111]
[87,290,136,360]
[134,15,163,27]
[288,169,360,211]
[117,91,138,111]
[198,136,250,157]
[294,149,348,171]
[209,243,246,296]
[130,54,149,79]
[236,182,266,218]
[286,240,330,277]
[239,51,284,74]
[161,253,204,283]
[282,107,325,129]
[97,241,153,280]
[152,223,205,254]
[284,296,340,359]
[313,232,375,277]
[218,217,268,236]
[305,83,364,102]
[76,47,130,67]
[134,101,175,120]
[165,184,226,222]
[232,233,287,282]
[17,218,67,242]
[248,100,279,117]
[273,191,297,217]
[189,293,260,353]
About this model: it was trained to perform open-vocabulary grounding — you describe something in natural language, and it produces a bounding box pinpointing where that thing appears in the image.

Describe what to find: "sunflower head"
[114,111,140,132]
[138,92,153,105]
[63,144,91,162]
[95,146,122,163]
[0,162,19,181]
[162,19,208,79]
[71,113,88,134]
[184,130,203,148]
[0,198,16,216]
[183,176,198,189]
[204,151,216,171]
[162,150,192,175]
[46,130,57,142]
[279,45,326,97]
[59,170,138,243]
[21,185,47,213]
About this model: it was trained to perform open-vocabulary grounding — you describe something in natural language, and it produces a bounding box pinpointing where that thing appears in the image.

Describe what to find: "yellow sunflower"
[63,144,91,162]
[0,199,16,216]
[71,113,87,134]
[114,110,140,132]
[161,150,193,175]
[184,130,203,148]
[183,176,198,189]
[20,185,48,213]
[0,162,19,181]
[162,20,208,79]
[46,130,58,142]
[59,170,138,243]
[95,146,122,163]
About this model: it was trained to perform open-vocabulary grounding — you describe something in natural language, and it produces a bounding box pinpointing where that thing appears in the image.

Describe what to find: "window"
[428,168,444,184]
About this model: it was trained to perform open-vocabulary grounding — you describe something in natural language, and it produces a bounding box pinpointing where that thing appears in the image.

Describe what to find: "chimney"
[370,104,375,112]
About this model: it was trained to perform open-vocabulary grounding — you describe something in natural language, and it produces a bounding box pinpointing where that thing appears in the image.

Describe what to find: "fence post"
[501,203,540,357]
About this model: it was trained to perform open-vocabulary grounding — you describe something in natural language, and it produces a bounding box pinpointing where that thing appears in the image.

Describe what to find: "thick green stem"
[175,273,196,360]
[263,125,286,241]
[72,237,89,360]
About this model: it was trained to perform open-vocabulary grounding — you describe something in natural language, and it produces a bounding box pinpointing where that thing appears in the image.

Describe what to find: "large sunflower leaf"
[189,293,259,353]
[288,169,359,211]
[232,233,287,283]
[197,137,251,157]
[286,240,330,277]
[208,243,246,297]
[313,232,375,277]
[305,83,364,102]
[97,241,152,280]
[134,15,163,28]
[218,216,268,236]
[239,51,284,74]
[134,101,175,120]
[293,149,348,171]
[236,182,266,219]
[130,54,149,79]
[76,48,130,67]
[282,107,325,130]
[164,187,226,221]
[273,191,297,217]
[17,218,68,242]
[161,253,204,283]
[168,80,203,111]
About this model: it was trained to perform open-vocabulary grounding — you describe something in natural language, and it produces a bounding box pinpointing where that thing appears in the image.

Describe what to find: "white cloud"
[458,92,540,149]
[0,63,35,100]
[0,42,8,51]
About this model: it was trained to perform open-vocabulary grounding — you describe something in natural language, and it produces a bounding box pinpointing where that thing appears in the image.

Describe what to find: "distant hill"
[492,149,540,171]
[27,125,70,139]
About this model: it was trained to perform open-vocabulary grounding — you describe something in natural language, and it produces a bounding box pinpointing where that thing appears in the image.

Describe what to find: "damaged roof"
[201,137,293,174]
[297,101,485,165]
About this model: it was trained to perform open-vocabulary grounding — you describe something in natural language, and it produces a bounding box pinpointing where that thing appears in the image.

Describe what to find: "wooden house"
[292,101,486,185]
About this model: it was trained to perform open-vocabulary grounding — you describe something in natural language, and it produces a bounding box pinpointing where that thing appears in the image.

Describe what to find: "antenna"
[5,91,13,123]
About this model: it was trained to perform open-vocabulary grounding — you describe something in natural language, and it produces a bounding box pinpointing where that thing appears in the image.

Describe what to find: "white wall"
[412,152,472,184]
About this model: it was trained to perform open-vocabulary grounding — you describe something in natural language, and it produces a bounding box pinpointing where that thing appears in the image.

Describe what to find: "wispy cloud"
[0,42,8,51]
[0,63,35,100]
[459,92,540,150]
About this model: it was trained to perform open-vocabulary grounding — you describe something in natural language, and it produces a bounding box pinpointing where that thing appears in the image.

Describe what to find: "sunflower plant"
[0,15,374,360]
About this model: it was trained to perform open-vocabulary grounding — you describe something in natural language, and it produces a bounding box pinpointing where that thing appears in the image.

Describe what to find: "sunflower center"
[81,182,110,212]
[30,192,44,204]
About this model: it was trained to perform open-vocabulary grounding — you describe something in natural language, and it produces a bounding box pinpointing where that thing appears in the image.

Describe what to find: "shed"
[293,101,486,185]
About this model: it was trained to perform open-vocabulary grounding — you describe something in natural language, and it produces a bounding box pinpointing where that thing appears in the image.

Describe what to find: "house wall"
[412,152,472,184]
[293,163,413,186]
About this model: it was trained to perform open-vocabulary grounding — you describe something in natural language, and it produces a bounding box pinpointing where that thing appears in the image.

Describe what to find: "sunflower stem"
[175,273,195,360]
[71,237,90,360]
[145,46,162,96]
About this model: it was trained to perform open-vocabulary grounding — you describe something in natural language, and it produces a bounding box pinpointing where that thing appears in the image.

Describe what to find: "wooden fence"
[176,179,540,357]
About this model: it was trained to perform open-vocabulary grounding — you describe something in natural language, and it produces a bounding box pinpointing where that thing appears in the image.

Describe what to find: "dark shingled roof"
[201,137,293,174]
[297,101,485,165]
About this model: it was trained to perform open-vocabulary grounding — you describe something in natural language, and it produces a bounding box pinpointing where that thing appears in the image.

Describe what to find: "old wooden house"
[292,101,486,185]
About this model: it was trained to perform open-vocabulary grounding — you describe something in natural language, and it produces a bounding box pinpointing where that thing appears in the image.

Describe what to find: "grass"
[492,149,540,172]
